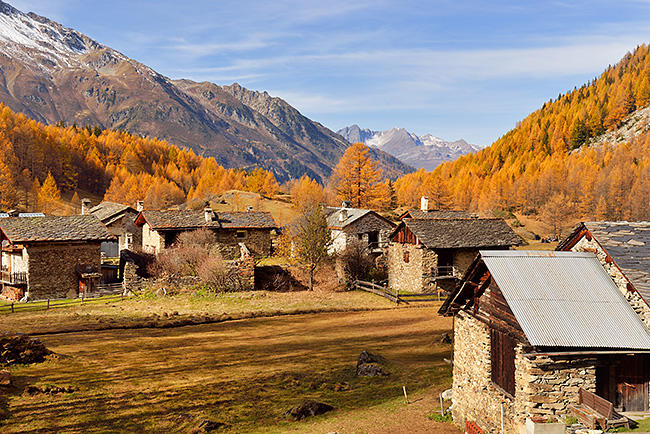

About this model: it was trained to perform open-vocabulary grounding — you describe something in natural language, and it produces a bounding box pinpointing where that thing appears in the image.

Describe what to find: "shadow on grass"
[3,308,453,433]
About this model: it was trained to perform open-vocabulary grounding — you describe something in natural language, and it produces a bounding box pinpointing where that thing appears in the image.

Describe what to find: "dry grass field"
[0,293,458,434]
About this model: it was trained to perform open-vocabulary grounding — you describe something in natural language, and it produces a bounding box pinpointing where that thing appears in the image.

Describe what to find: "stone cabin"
[135,208,277,259]
[440,250,650,434]
[326,203,396,255]
[0,215,115,300]
[85,199,143,257]
[557,221,650,327]
[387,218,521,293]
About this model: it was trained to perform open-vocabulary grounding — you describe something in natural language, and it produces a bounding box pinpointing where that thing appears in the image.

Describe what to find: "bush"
[149,228,241,292]
[338,239,375,282]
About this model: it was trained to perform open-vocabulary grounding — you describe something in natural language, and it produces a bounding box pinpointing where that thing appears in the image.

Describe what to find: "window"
[236,230,248,240]
[403,251,410,263]
[490,329,516,396]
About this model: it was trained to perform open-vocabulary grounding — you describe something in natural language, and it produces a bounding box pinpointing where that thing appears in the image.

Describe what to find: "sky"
[8,1,650,147]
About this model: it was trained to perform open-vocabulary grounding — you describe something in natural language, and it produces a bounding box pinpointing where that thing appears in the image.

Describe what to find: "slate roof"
[395,218,522,249]
[474,251,650,349]
[558,221,650,304]
[0,215,115,243]
[400,209,478,220]
[326,207,394,230]
[136,210,277,231]
[89,202,136,224]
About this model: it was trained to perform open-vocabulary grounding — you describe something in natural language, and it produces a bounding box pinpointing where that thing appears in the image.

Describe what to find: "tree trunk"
[308,267,314,291]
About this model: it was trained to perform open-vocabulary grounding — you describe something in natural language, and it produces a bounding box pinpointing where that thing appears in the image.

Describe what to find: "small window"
[403,251,410,263]
[236,230,248,240]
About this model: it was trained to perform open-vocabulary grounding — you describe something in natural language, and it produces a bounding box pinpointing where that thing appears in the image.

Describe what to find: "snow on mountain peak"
[337,125,481,171]
[0,1,100,69]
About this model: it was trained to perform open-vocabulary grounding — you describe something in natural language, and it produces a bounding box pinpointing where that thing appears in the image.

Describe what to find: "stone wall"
[453,249,480,278]
[142,223,164,254]
[106,210,142,252]
[329,213,394,255]
[452,310,599,434]
[214,229,272,259]
[26,242,101,299]
[387,242,438,293]
[570,236,650,326]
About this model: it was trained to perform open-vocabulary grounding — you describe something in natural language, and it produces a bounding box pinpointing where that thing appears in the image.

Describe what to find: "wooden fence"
[0,286,127,314]
[353,280,441,304]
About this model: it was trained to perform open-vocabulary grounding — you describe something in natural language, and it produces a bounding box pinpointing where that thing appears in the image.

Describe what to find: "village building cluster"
[3,193,650,434]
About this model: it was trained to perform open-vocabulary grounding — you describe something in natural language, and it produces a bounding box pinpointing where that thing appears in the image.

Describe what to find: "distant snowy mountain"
[337,125,481,171]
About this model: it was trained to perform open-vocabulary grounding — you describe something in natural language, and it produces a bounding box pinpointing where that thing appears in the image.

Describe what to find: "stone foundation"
[452,311,598,434]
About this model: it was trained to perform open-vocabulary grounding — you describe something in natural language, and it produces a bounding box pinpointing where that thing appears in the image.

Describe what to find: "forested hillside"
[0,105,280,211]
[395,44,650,227]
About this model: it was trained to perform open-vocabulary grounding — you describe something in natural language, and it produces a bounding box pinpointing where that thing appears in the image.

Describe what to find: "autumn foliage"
[0,104,280,212]
[395,43,650,224]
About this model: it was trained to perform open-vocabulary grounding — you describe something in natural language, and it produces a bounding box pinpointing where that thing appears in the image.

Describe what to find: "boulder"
[0,332,50,366]
[198,419,225,432]
[286,400,334,420]
[356,350,389,377]
[0,370,11,387]
[357,350,386,366]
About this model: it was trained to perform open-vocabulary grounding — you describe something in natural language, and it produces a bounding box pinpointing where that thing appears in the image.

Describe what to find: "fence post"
[47,299,50,309]
[11,302,14,313]
[81,293,84,306]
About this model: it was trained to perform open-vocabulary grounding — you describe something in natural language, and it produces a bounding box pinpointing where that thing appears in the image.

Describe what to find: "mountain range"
[0,1,413,183]
[337,125,481,171]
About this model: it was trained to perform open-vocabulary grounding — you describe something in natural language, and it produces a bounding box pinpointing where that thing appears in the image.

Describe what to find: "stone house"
[398,196,479,220]
[326,203,395,255]
[440,250,650,434]
[557,221,650,327]
[135,208,276,259]
[387,218,521,293]
[85,199,143,257]
[0,215,115,300]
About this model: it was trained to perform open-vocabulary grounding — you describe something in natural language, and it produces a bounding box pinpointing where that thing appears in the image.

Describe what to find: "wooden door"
[616,355,648,412]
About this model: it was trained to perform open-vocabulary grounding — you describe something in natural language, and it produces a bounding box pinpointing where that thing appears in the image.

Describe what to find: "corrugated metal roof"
[481,250,650,349]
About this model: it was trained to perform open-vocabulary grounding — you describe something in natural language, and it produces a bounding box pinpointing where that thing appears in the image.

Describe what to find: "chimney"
[341,201,351,208]
[204,207,214,222]
[81,198,92,215]
[339,209,348,222]
[420,196,429,212]
[246,206,253,212]
[136,200,144,212]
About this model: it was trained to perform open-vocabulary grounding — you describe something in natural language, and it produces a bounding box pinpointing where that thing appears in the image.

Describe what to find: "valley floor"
[0,296,458,433]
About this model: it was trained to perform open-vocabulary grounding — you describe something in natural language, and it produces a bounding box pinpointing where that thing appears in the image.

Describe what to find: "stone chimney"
[136,200,144,212]
[81,198,92,215]
[204,207,214,222]
[341,201,351,208]
[339,209,348,222]
[420,196,429,212]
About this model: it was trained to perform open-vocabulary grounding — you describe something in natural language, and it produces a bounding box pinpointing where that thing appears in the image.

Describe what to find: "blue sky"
[9,1,650,147]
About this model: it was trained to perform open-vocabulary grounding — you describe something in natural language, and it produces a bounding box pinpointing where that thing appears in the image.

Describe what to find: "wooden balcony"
[1,271,27,285]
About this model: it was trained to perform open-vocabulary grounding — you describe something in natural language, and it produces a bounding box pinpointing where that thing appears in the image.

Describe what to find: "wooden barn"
[440,250,650,434]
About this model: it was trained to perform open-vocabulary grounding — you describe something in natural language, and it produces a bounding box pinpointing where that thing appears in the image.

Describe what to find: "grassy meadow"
[0,291,456,434]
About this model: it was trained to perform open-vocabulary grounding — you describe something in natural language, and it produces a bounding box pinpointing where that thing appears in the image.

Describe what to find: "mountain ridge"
[337,124,480,171]
[0,1,413,183]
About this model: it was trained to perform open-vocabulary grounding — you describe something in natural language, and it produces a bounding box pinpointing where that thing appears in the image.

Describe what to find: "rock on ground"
[0,332,50,365]
[286,400,335,420]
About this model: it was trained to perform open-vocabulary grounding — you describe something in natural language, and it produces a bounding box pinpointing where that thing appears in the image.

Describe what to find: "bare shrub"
[149,228,243,292]
[338,238,375,283]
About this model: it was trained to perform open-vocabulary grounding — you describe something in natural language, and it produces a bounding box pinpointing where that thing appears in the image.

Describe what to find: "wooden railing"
[353,280,441,304]
[1,271,27,285]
